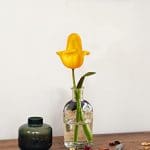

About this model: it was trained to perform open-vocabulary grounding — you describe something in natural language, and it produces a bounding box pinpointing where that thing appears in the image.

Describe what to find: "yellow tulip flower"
[56,33,90,69]
[56,33,95,143]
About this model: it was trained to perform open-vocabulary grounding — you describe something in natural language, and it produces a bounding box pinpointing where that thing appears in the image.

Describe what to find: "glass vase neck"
[71,87,84,101]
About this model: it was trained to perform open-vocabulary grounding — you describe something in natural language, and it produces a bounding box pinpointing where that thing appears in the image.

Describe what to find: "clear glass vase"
[63,88,93,149]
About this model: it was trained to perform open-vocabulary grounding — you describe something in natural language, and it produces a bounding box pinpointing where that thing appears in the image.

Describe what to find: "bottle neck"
[72,88,84,101]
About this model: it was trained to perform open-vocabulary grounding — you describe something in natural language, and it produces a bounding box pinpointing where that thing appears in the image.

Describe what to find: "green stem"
[72,69,79,142]
[80,109,93,141]
[72,69,76,88]
[72,69,93,143]
[74,89,93,142]
[74,90,81,142]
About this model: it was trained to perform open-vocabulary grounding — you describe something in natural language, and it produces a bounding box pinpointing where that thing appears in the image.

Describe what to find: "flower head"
[56,33,90,69]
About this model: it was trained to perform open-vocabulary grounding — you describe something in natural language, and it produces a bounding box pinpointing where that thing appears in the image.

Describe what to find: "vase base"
[64,141,93,149]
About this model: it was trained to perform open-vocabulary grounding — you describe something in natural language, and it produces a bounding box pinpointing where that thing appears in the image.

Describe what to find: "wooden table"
[0,132,150,150]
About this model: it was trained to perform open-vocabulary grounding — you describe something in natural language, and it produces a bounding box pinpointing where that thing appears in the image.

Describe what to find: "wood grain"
[0,132,150,150]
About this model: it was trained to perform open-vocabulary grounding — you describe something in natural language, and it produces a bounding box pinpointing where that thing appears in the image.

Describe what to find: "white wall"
[0,0,150,140]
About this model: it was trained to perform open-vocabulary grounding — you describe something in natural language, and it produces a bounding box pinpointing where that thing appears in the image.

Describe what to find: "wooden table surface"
[0,132,150,150]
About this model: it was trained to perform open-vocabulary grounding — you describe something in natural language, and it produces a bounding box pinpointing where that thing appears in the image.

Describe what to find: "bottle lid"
[28,117,43,126]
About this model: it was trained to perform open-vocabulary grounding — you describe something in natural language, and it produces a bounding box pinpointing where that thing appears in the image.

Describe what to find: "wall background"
[0,0,150,139]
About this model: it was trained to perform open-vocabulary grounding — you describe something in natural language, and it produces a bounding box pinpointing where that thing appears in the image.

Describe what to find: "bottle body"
[63,88,93,148]
[18,117,52,150]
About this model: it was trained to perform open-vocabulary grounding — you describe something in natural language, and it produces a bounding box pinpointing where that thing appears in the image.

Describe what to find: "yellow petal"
[66,33,82,52]
[57,50,84,69]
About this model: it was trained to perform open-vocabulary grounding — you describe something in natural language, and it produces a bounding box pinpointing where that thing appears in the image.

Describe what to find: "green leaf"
[77,72,96,88]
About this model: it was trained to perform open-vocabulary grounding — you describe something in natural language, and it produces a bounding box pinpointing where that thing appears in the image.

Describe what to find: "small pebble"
[109,140,121,146]
[142,146,150,150]
[141,142,150,146]
[114,141,121,145]
[115,143,124,150]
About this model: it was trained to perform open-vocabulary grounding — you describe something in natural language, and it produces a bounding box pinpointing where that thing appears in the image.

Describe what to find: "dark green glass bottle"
[18,117,52,150]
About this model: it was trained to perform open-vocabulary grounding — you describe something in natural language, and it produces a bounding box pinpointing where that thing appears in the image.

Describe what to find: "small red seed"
[84,145,92,150]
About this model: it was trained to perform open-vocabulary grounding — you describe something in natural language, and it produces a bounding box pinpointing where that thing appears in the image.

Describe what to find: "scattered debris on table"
[115,143,124,150]
[140,142,150,150]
